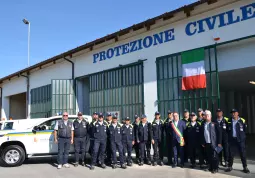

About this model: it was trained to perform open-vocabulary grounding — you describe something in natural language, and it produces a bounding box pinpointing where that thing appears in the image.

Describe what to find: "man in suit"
[170,112,186,168]
[200,110,222,174]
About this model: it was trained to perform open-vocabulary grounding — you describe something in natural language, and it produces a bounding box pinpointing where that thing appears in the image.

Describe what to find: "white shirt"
[112,123,117,128]
[232,118,239,137]
[204,122,211,143]
[78,119,82,123]
[217,117,223,124]
[155,120,160,125]
[98,121,103,126]
[191,122,196,127]
[142,123,146,127]
[174,120,178,126]
[125,124,130,128]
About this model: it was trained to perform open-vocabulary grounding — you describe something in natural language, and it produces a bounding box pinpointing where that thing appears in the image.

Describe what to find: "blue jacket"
[227,117,246,142]
[136,122,151,142]
[108,123,123,143]
[122,124,134,142]
[170,120,186,143]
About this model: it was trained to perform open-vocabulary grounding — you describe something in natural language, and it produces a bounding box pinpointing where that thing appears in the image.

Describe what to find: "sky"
[0,0,196,78]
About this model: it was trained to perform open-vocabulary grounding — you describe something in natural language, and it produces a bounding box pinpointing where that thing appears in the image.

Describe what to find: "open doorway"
[9,92,26,119]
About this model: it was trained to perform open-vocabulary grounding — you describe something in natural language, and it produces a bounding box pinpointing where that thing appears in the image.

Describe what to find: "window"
[3,122,14,130]
[38,119,60,131]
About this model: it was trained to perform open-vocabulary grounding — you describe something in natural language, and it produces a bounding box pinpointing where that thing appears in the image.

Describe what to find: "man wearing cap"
[73,112,89,167]
[225,109,250,173]
[122,116,135,166]
[54,112,74,169]
[151,112,164,166]
[90,113,108,170]
[105,113,113,165]
[132,114,141,164]
[214,109,229,167]
[171,112,186,168]
[164,110,174,165]
[197,108,204,125]
[182,109,190,163]
[136,114,152,166]
[186,112,201,168]
[108,115,127,169]
[89,112,99,156]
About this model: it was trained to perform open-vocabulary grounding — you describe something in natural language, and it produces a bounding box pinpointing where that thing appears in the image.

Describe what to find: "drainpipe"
[20,73,30,119]
[63,57,74,80]
[63,57,75,114]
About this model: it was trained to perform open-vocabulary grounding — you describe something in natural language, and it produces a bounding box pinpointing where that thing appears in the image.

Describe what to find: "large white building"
[1,0,255,133]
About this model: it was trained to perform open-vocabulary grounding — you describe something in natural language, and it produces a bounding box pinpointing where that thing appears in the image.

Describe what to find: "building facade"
[1,0,255,133]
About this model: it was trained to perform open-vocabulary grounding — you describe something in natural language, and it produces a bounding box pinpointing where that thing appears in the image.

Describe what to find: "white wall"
[2,0,255,120]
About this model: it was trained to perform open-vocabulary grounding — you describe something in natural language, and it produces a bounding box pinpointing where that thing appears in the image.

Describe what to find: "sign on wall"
[93,2,255,64]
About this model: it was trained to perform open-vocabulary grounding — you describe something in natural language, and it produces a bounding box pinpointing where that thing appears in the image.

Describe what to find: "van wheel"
[1,145,25,167]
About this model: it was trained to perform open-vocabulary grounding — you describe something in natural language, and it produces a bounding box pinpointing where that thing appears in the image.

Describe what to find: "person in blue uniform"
[89,112,98,157]
[108,115,127,169]
[163,110,173,165]
[151,111,164,166]
[73,112,89,167]
[214,109,229,167]
[90,113,108,170]
[122,116,135,166]
[105,112,113,165]
[171,112,186,168]
[186,112,201,168]
[182,109,190,163]
[136,114,152,166]
[225,109,250,174]
[200,110,222,174]
[132,114,141,164]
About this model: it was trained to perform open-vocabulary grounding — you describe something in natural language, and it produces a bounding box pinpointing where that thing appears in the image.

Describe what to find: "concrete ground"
[0,157,254,178]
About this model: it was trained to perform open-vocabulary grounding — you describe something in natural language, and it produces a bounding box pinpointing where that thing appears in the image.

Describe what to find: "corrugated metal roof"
[0,0,217,83]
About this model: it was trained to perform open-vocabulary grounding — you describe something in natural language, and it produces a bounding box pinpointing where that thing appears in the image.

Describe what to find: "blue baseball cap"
[184,109,189,113]
[107,112,112,116]
[134,114,139,119]
[141,114,147,118]
[231,109,238,113]
[98,113,104,118]
[125,117,130,120]
[155,111,160,115]
[93,112,98,115]
[190,112,196,116]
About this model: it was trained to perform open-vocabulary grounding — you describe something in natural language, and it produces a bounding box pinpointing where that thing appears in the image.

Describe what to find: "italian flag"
[181,48,206,90]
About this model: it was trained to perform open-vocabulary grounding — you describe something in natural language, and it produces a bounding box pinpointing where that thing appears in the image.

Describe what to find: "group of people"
[53,108,250,174]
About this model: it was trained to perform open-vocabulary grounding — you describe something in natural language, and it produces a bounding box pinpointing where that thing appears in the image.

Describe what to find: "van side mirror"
[32,126,39,133]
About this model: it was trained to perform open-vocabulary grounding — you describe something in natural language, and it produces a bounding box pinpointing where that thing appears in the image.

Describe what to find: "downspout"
[20,73,30,119]
[63,57,74,80]
[63,57,75,114]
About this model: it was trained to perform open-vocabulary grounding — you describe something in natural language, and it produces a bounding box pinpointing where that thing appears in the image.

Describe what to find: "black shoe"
[211,170,216,174]
[190,164,195,169]
[172,164,177,168]
[112,164,117,169]
[152,162,157,166]
[159,161,164,166]
[121,164,127,169]
[180,164,184,168]
[200,165,204,170]
[90,165,95,170]
[147,161,152,165]
[225,167,232,172]
[81,162,85,166]
[139,162,144,166]
[127,162,132,166]
[101,164,106,169]
[243,167,250,174]
[74,163,79,167]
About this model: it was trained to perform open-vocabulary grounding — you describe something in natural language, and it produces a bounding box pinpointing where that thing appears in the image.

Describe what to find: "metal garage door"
[89,62,144,121]
[51,79,75,116]
[156,45,220,119]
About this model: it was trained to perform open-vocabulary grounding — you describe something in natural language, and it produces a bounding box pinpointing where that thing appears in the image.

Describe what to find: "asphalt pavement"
[0,157,254,178]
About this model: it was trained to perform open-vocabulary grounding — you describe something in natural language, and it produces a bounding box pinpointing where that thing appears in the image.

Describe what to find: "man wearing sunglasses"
[54,112,74,169]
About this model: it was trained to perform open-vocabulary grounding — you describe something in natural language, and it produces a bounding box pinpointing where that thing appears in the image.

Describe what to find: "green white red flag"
[181,48,206,90]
